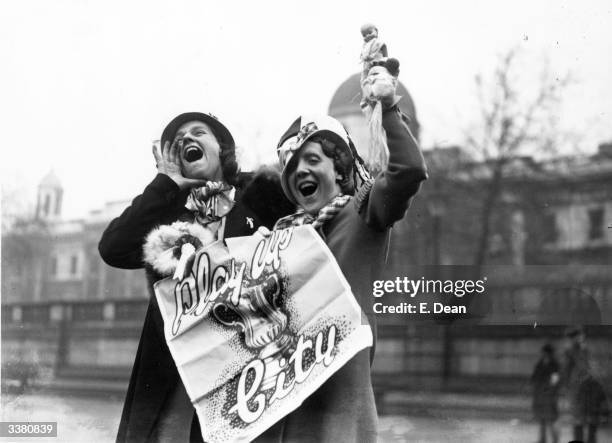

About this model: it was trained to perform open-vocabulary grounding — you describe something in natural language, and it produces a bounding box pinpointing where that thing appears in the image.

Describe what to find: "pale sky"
[1,0,611,219]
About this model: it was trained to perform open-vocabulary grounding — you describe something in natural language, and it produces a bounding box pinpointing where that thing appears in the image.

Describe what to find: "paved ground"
[1,392,610,442]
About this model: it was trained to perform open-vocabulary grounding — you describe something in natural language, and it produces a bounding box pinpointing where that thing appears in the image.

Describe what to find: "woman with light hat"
[258,74,427,442]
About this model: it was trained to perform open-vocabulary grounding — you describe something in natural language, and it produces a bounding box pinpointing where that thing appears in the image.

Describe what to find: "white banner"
[153,225,373,442]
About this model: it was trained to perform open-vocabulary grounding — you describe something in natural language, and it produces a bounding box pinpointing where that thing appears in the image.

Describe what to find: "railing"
[2,299,148,324]
[2,299,148,388]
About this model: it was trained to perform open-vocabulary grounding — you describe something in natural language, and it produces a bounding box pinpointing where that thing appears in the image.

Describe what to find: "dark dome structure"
[328,73,420,140]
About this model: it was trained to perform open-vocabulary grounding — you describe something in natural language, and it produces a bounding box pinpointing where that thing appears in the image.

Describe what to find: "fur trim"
[143,221,215,276]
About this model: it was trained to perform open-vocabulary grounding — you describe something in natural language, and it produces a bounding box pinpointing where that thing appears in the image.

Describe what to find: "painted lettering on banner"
[153,225,372,443]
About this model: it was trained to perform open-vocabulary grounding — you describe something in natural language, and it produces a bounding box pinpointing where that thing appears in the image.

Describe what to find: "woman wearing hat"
[260,84,427,441]
[99,112,292,443]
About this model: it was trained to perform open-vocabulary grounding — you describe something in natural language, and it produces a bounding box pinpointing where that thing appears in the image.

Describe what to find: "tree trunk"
[474,161,505,266]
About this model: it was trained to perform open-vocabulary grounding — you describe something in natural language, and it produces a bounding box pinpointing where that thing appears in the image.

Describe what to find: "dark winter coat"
[99,170,292,443]
[575,376,610,425]
[562,344,610,425]
[531,358,560,421]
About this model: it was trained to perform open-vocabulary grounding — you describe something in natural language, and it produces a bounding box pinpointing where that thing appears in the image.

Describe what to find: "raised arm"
[360,105,428,229]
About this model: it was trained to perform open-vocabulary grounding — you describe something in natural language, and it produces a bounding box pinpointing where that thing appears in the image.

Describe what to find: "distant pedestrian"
[562,326,609,443]
[531,343,560,443]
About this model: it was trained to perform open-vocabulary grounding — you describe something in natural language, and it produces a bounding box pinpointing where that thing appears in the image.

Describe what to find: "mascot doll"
[360,24,401,174]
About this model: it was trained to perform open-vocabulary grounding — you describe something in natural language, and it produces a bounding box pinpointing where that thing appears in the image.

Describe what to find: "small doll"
[360,23,388,83]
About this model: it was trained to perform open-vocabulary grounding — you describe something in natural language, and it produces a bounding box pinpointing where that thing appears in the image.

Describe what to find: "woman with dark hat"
[99,112,292,443]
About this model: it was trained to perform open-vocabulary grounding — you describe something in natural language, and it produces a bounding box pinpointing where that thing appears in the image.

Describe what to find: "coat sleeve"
[359,105,428,229]
[98,174,190,269]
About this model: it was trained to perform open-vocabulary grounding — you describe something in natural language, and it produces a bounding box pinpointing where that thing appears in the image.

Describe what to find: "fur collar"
[143,221,214,277]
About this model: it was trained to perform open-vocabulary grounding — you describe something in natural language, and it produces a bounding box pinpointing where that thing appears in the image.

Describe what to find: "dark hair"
[218,140,239,186]
[310,136,354,195]
[205,125,238,186]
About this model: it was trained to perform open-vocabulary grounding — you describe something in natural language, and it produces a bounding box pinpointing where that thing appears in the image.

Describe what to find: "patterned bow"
[186,182,235,227]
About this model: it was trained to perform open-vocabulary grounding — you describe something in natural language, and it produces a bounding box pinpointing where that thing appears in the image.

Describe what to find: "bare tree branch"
[462,46,577,265]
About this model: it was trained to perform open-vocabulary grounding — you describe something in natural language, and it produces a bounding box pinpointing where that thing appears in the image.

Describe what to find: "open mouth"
[183,145,204,163]
[298,181,318,197]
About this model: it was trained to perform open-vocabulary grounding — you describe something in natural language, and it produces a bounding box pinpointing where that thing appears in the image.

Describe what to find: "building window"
[89,254,99,273]
[488,233,505,255]
[588,207,604,241]
[50,256,57,276]
[542,211,559,244]
[70,255,79,275]
[55,190,62,215]
[43,194,51,216]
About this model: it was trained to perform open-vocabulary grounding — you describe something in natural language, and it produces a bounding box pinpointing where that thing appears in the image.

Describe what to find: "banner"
[154,225,373,442]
